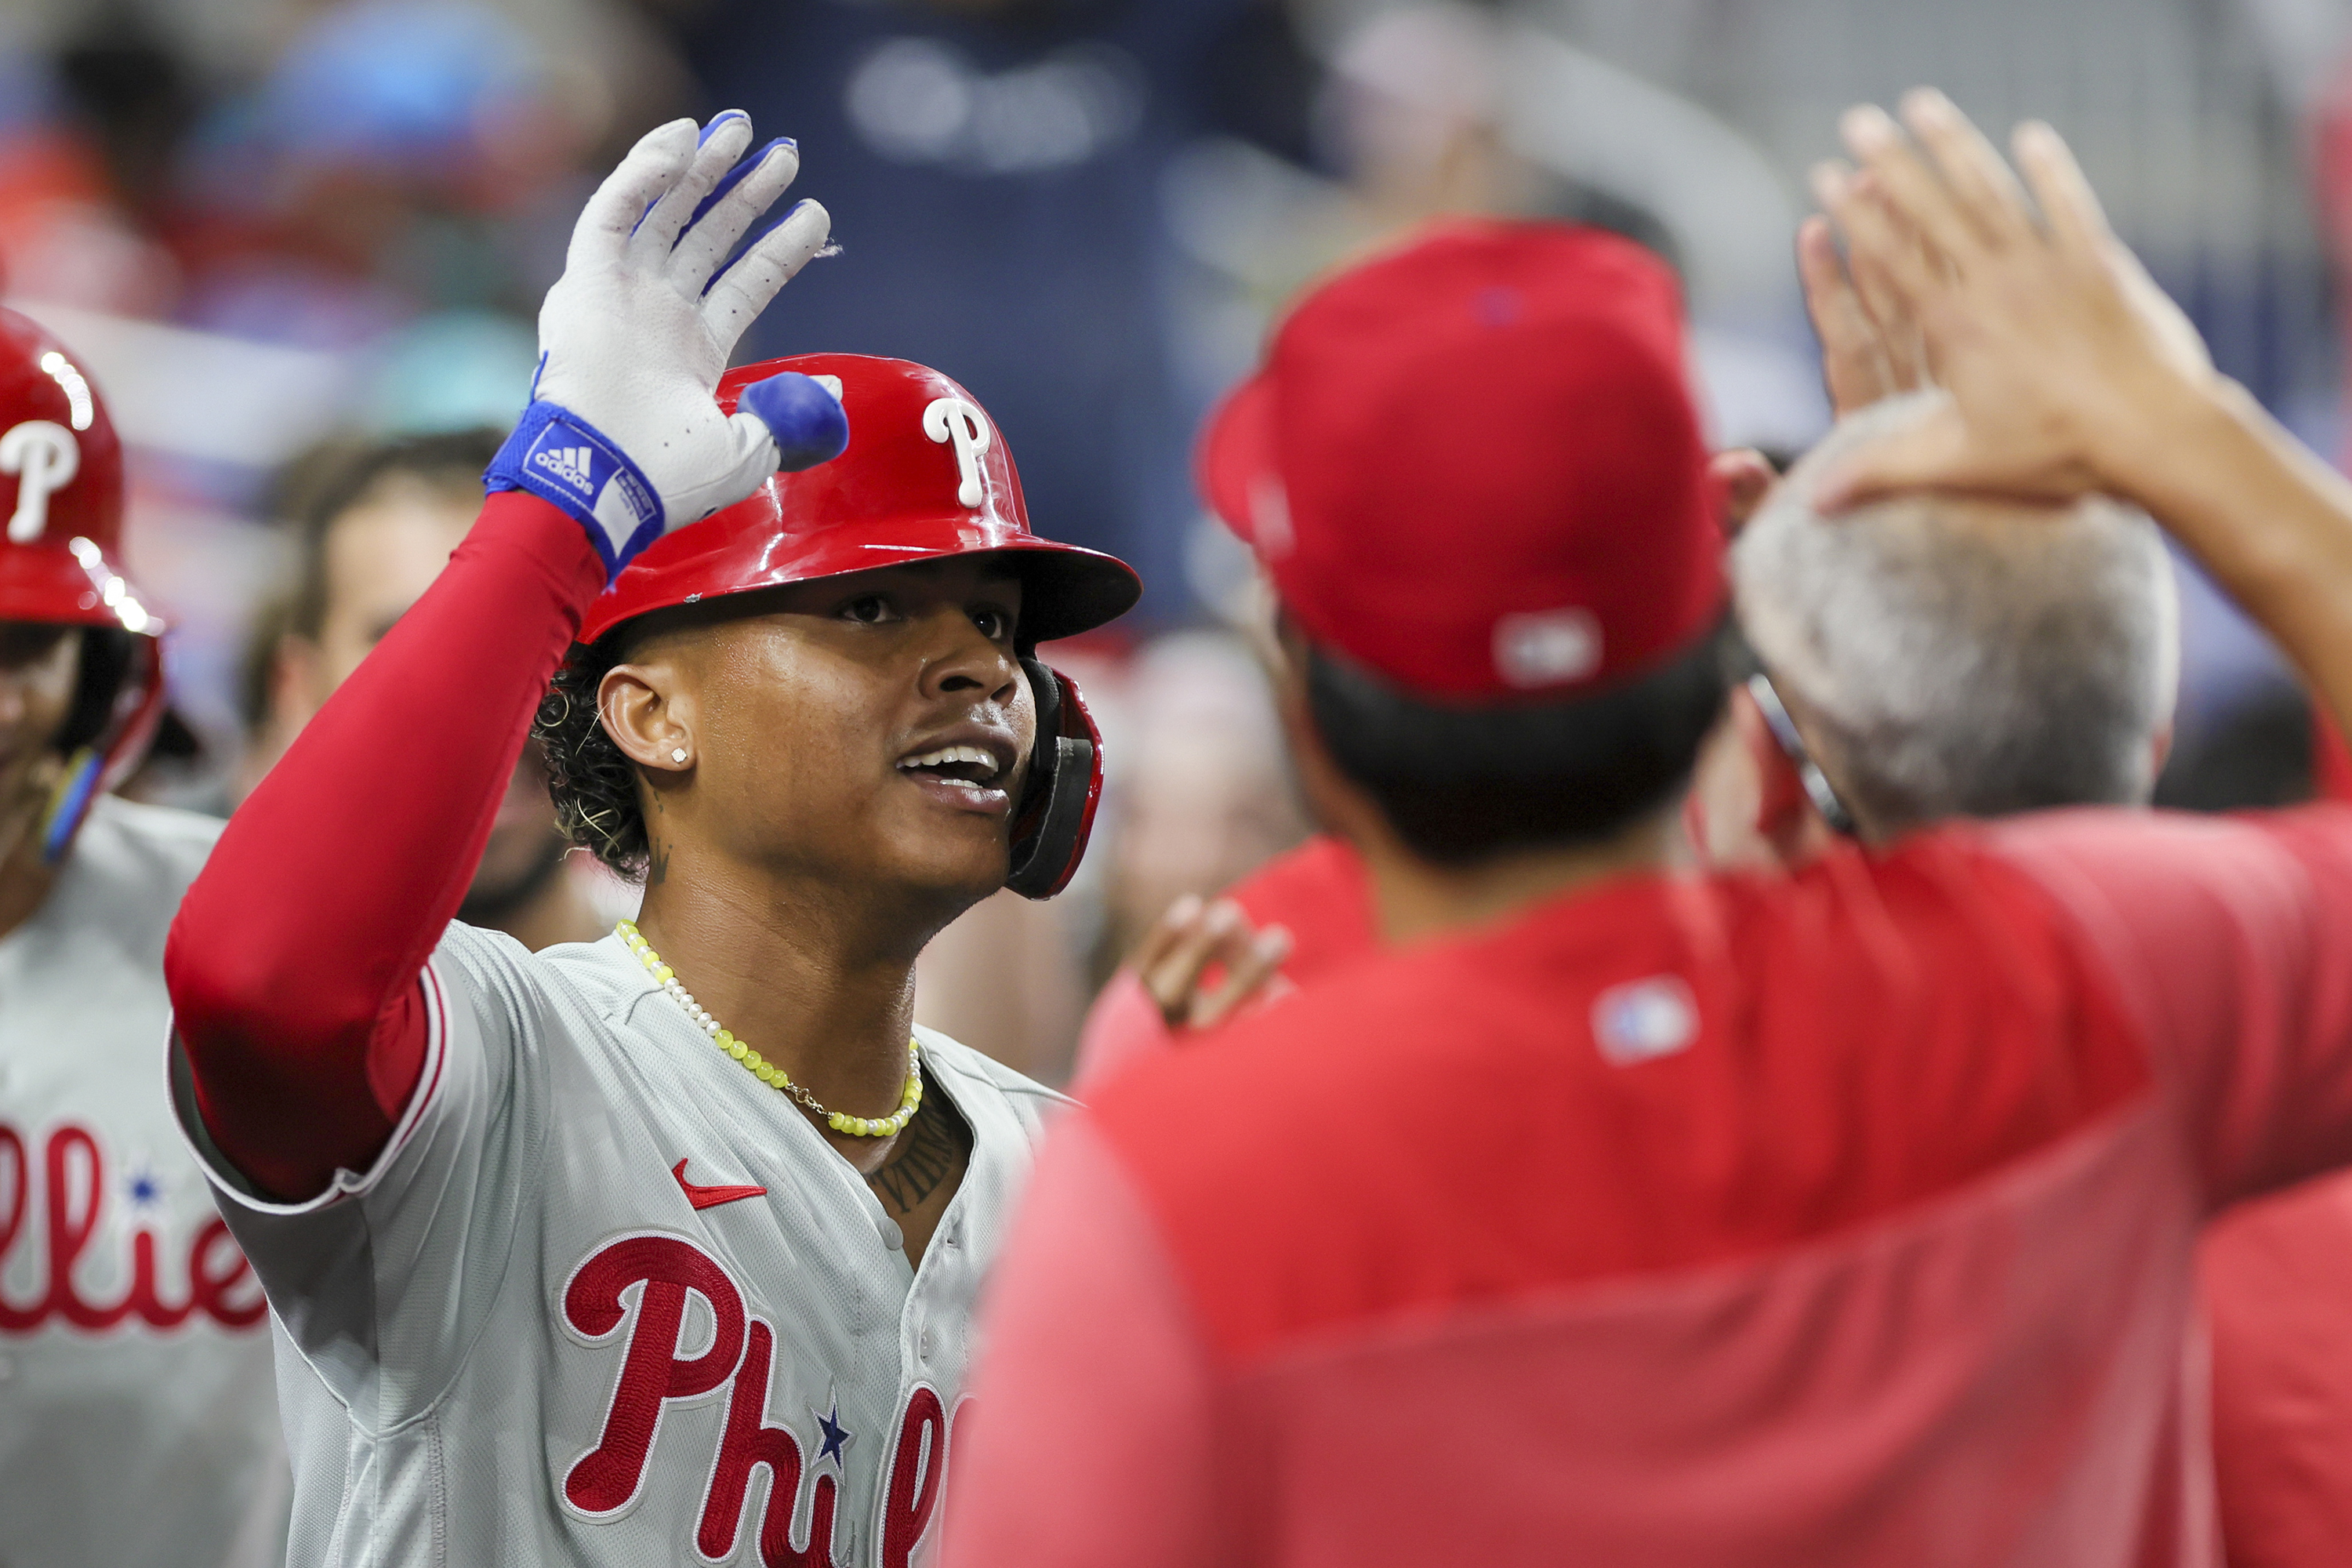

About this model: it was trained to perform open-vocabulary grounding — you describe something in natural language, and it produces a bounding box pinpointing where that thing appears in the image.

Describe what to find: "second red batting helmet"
[577,353,1142,900]
[0,307,168,861]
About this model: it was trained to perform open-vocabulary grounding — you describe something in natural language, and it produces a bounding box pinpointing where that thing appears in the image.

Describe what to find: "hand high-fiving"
[488,113,850,576]
[1806,89,2216,512]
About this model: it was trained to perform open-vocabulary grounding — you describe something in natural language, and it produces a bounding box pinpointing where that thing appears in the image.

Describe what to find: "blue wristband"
[484,402,665,580]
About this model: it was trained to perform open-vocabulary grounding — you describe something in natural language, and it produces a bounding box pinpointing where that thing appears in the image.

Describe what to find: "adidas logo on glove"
[532,443,601,497]
[488,407,663,579]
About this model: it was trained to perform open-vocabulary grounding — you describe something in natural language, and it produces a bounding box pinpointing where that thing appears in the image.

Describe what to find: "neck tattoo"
[866,1101,964,1217]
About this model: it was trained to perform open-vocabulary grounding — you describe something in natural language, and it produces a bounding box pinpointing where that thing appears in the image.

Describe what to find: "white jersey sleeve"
[172,920,551,1425]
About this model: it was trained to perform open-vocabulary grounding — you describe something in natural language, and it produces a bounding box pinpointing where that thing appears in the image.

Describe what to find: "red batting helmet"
[0,307,167,862]
[579,353,1141,899]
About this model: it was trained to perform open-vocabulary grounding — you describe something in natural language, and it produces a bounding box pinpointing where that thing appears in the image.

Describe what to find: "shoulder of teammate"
[82,790,224,850]
[1069,971,1169,1097]
[24,795,224,965]
[1082,832,2164,1288]
[1068,835,1375,1095]
[1225,833,1376,978]
[1984,801,2352,1201]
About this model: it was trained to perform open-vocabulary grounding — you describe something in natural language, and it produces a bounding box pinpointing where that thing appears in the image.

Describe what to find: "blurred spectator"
[913,886,1094,1085]
[245,428,618,949]
[1091,628,1304,975]
[675,0,1260,622]
[1167,2,1820,605]
[165,0,599,365]
[1164,2,1552,420]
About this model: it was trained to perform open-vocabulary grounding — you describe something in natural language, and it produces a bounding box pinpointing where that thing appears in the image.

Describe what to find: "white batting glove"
[485,113,848,578]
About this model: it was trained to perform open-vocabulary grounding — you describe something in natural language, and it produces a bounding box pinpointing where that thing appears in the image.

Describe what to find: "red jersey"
[947,808,2352,1568]
[2194,706,2352,1568]
[1070,835,1374,1093]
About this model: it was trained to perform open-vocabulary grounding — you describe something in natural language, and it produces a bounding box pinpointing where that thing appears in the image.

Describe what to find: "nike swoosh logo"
[673,1159,768,1211]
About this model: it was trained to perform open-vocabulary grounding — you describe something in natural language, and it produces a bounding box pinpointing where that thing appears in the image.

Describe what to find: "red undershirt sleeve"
[943,1110,1219,1568]
[165,492,608,1202]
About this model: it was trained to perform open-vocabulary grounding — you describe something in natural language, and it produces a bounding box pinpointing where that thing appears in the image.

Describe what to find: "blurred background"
[5,0,2345,1078]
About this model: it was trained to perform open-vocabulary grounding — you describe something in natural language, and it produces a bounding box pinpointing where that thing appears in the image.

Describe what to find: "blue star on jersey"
[815,1399,851,1466]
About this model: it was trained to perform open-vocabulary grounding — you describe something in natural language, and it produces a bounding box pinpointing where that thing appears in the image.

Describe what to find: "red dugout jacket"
[950,807,2352,1568]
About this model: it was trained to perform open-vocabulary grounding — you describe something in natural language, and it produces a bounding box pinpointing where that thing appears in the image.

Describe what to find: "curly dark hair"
[535,634,650,879]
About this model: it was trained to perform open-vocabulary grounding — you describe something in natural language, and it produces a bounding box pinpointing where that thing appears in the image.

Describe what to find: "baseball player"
[163,114,1135,1566]
[943,96,2352,1567]
[0,309,286,1566]
[1062,191,2139,1087]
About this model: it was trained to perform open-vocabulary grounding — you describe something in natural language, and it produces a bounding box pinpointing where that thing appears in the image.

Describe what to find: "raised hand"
[1795,210,1930,417]
[1132,895,1294,1032]
[1806,89,2216,510]
[1808,89,2352,742]
[1704,202,1930,544]
[487,114,848,577]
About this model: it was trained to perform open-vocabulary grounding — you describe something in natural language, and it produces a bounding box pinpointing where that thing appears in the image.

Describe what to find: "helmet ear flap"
[1005,656,1103,900]
[41,631,165,862]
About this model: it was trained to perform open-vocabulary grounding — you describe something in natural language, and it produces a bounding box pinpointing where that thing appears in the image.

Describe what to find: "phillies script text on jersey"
[175,920,1066,1568]
[0,1119,263,1329]
[2,797,288,1568]
[561,1232,954,1567]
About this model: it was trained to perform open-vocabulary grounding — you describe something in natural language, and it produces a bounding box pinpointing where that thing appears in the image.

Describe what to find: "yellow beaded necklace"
[617,920,922,1138]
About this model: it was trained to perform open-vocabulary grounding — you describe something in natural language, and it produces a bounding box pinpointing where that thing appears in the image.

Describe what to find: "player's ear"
[1708,448,1778,539]
[597,659,696,775]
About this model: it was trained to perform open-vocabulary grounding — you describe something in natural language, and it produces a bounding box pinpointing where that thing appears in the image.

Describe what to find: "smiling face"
[605,555,1037,928]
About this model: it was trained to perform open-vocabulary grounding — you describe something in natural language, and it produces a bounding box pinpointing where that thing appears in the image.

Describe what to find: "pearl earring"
[671,748,688,764]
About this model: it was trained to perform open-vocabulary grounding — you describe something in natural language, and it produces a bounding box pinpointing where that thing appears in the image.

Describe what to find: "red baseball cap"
[1199,220,1722,700]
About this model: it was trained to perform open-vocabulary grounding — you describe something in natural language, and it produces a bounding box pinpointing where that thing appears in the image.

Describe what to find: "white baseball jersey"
[171,919,1068,1568]
[0,795,288,1568]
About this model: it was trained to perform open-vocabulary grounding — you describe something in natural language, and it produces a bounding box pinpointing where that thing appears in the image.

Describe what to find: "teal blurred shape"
[361,309,534,437]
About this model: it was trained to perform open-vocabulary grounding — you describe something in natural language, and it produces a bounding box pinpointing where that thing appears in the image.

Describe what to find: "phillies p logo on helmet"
[2,419,80,543]
[922,396,992,508]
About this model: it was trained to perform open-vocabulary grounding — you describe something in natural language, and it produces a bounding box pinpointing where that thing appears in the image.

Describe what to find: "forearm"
[2109,380,2352,739]
[167,492,606,1198]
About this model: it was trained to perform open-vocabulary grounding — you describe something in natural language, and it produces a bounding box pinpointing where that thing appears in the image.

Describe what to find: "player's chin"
[877,811,1012,900]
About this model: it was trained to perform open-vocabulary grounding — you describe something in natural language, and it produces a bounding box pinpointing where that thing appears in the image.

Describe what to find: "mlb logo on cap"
[1198,220,1724,701]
